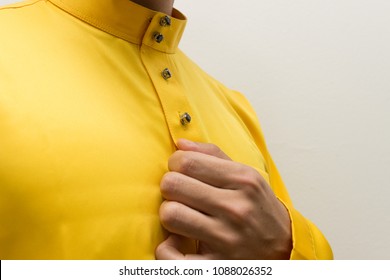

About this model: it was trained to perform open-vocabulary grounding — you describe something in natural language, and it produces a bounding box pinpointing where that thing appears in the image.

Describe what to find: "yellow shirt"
[0,0,333,259]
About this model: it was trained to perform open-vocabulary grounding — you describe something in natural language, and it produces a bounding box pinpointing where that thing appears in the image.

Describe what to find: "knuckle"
[231,203,254,223]
[219,230,243,249]
[159,201,181,228]
[220,199,254,226]
[235,167,263,195]
[160,172,180,196]
[177,153,196,174]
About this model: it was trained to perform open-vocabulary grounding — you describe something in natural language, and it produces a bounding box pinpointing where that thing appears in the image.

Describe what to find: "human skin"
[156,139,292,259]
[129,0,175,15]
[127,0,293,259]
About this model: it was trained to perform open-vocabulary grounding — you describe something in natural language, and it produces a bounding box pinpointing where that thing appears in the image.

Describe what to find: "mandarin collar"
[49,0,187,53]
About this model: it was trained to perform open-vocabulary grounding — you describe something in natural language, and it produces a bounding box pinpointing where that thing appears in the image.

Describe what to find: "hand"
[155,139,292,259]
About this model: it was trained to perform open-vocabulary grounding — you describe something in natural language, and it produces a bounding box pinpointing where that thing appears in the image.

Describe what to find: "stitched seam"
[0,0,43,11]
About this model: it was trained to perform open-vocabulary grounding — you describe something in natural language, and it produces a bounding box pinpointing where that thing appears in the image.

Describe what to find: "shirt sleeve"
[224,89,333,260]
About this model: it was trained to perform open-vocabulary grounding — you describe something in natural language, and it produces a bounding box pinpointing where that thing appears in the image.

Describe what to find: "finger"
[159,200,223,245]
[155,234,207,260]
[177,139,231,160]
[168,150,262,190]
[161,171,229,216]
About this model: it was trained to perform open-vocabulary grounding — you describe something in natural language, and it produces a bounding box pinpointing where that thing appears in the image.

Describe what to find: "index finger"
[168,150,262,190]
[177,139,232,160]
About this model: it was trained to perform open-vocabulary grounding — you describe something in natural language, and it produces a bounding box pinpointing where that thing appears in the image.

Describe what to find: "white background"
[1,0,390,260]
[2,260,390,280]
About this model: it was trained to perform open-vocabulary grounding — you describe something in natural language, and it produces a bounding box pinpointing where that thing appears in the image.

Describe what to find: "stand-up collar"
[49,0,187,53]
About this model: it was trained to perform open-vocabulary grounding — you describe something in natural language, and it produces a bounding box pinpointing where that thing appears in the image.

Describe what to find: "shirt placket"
[140,13,205,146]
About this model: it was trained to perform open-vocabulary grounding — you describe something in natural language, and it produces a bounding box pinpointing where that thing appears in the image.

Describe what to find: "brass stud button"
[160,16,172,27]
[180,112,192,125]
[162,68,172,80]
[153,32,164,43]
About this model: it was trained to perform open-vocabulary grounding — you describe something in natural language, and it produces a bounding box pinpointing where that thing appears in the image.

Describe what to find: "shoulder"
[176,49,258,118]
[176,49,263,140]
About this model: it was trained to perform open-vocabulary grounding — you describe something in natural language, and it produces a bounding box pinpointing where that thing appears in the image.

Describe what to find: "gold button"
[162,68,172,80]
[160,16,172,27]
[180,112,192,125]
[153,32,164,43]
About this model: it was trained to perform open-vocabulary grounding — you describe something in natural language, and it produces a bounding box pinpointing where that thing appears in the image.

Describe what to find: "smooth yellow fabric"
[0,0,333,259]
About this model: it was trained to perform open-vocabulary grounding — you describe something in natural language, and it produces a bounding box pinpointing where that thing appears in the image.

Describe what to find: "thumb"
[176,139,231,161]
[155,234,206,260]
